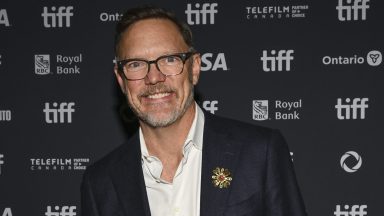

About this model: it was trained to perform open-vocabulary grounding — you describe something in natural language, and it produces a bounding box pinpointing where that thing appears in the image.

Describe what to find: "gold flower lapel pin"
[212,167,232,188]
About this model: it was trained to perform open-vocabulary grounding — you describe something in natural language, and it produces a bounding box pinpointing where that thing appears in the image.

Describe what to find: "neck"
[140,103,196,182]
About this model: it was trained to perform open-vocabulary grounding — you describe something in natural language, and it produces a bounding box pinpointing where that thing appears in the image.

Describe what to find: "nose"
[144,62,166,85]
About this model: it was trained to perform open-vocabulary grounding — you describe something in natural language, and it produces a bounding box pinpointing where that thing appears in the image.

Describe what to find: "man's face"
[115,18,201,128]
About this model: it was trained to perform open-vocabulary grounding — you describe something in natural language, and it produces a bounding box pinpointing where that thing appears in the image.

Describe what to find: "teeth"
[147,92,170,99]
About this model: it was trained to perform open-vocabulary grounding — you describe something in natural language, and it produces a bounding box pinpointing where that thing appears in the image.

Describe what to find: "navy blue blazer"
[81,113,307,216]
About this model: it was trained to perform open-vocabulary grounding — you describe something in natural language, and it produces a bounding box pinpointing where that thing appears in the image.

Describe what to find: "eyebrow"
[120,50,188,60]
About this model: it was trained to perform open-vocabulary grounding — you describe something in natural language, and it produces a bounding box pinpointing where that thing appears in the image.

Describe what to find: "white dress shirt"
[140,104,205,216]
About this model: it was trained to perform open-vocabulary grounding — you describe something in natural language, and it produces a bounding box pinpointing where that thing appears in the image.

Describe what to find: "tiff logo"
[185,3,218,25]
[45,206,76,216]
[336,0,369,21]
[44,102,75,123]
[0,9,10,26]
[335,98,368,120]
[202,100,218,114]
[260,50,294,72]
[334,205,367,216]
[0,154,4,175]
[42,6,74,28]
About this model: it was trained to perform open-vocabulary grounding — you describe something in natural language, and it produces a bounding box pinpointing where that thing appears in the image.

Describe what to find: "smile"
[146,92,171,99]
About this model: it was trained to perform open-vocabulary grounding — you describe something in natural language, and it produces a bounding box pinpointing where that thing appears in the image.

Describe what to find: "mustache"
[138,83,175,97]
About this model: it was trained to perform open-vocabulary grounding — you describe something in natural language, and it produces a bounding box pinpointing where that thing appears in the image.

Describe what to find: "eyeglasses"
[116,52,195,80]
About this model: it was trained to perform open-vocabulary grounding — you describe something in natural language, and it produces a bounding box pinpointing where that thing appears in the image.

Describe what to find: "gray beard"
[127,85,195,128]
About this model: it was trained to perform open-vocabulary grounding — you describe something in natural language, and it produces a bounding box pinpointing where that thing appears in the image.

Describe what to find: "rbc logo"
[252,100,268,121]
[260,50,294,72]
[42,6,74,28]
[335,98,368,120]
[43,102,75,123]
[340,151,362,173]
[45,206,77,216]
[334,205,367,216]
[202,100,218,114]
[185,3,218,25]
[0,9,10,26]
[336,0,369,21]
[201,53,228,71]
[35,55,51,75]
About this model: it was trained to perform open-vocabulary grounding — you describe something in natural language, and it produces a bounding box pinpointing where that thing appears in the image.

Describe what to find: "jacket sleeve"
[265,130,307,216]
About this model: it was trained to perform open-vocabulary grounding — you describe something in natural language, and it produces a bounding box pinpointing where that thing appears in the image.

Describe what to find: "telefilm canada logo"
[34,54,83,75]
[340,151,362,173]
[322,50,382,67]
[245,4,309,20]
[252,99,303,121]
[30,158,90,171]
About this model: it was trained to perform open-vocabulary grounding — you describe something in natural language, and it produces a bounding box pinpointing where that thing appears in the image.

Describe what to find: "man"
[81,6,307,216]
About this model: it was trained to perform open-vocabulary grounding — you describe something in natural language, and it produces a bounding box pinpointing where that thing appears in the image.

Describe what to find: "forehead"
[117,18,188,58]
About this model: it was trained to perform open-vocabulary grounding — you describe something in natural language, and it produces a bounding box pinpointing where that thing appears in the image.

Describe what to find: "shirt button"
[173,207,180,215]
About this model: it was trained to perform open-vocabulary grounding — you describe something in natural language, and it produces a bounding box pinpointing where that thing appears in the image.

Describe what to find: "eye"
[163,56,182,65]
[126,61,146,70]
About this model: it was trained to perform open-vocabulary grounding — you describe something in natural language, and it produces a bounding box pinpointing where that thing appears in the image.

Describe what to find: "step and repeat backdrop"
[1,0,383,215]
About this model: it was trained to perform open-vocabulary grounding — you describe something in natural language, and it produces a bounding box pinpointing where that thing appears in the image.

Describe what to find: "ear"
[191,53,201,85]
[114,65,126,94]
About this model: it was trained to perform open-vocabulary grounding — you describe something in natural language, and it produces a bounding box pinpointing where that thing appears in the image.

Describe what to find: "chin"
[141,114,179,128]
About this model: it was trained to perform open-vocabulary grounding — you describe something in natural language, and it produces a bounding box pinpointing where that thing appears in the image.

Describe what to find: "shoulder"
[204,112,283,142]
[83,132,140,180]
[203,112,289,161]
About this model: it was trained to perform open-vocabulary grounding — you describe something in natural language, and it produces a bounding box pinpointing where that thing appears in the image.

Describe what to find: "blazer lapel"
[109,132,151,216]
[200,114,239,216]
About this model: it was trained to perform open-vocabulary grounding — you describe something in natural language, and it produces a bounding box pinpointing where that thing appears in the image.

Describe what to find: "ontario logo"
[252,100,269,121]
